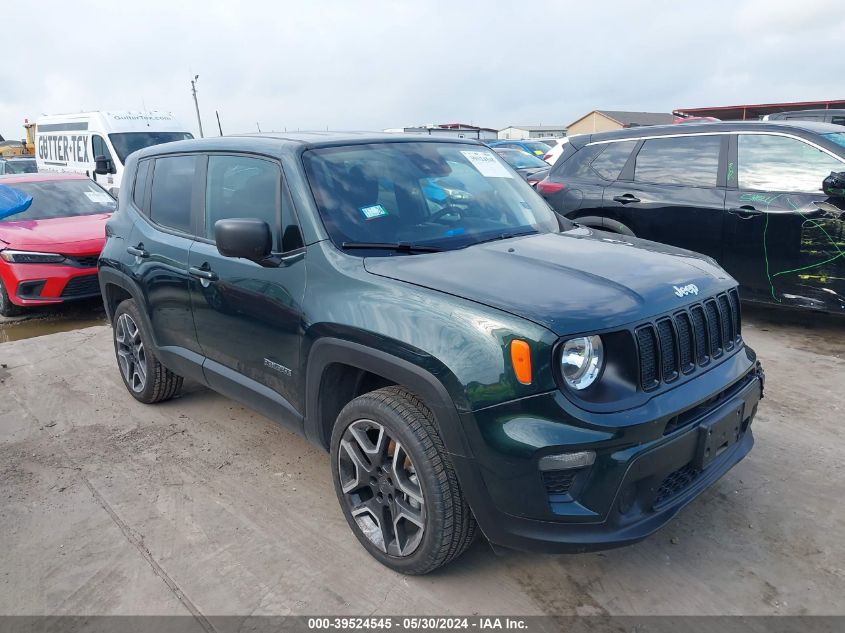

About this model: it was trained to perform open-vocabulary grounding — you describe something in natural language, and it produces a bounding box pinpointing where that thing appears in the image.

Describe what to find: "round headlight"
[560,335,604,390]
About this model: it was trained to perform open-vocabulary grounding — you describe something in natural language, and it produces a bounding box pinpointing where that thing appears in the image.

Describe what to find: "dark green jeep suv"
[99,133,764,574]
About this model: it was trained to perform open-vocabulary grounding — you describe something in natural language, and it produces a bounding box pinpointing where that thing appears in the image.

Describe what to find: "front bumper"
[452,346,763,553]
[0,261,101,306]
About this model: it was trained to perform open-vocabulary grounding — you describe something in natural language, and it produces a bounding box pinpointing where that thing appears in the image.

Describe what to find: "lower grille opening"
[654,463,700,508]
[60,274,100,299]
[542,470,577,495]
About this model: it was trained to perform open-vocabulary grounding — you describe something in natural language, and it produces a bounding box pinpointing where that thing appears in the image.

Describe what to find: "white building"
[498,125,567,140]
[385,123,498,140]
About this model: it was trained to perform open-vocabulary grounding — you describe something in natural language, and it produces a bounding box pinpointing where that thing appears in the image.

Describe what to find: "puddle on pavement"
[0,299,107,343]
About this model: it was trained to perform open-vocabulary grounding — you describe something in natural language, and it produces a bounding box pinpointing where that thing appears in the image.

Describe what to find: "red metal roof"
[673,99,845,120]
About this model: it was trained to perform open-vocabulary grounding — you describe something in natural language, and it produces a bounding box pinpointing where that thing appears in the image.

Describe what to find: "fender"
[304,337,473,458]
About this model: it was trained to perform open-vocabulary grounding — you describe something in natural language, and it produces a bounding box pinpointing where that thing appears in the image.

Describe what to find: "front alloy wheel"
[115,312,147,393]
[330,386,477,574]
[338,419,426,557]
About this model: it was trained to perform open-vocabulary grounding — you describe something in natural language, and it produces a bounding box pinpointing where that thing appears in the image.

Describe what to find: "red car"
[0,173,115,316]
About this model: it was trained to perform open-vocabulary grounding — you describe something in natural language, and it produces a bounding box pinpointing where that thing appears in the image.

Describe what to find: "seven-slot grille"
[635,289,741,391]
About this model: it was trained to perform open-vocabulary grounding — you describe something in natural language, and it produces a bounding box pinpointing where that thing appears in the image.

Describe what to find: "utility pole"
[190,75,204,138]
[215,110,223,136]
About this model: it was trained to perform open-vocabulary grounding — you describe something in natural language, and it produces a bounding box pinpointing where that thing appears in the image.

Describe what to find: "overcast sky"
[1,0,843,140]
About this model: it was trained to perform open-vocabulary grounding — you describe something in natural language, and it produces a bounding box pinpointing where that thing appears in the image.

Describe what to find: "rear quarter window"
[133,159,150,210]
[550,144,603,179]
[589,140,638,180]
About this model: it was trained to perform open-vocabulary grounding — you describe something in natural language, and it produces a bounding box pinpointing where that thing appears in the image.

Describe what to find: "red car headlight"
[0,249,67,264]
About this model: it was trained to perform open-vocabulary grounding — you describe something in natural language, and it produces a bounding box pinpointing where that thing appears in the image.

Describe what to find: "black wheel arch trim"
[98,266,207,385]
[573,215,636,237]
[305,337,474,459]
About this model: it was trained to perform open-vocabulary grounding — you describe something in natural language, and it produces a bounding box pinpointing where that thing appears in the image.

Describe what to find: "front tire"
[112,299,183,403]
[330,386,477,574]
[0,277,23,317]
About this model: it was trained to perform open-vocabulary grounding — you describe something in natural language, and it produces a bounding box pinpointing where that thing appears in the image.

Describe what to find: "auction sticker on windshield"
[460,150,513,178]
[84,191,115,205]
[360,204,389,219]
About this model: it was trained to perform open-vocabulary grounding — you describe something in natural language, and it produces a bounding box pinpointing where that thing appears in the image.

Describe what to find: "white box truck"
[35,111,193,191]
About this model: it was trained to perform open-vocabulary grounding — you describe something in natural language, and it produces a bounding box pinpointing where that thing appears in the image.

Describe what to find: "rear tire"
[0,277,23,317]
[112,299,183,403]
[330,386,477,575]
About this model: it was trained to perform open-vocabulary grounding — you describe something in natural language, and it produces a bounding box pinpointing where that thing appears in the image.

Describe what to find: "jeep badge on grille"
[673,284,699,298]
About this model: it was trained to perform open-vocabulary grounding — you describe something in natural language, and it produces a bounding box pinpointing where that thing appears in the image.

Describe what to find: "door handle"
[126,244,149,258]
[728,206,763,218]
[188,266,219,282]
[612,194,641,204]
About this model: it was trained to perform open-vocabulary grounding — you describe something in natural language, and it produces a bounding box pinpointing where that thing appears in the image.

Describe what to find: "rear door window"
[149,155,197,233]
[737,134,845,192]
[589,140,637,180]
[634,135,721,187]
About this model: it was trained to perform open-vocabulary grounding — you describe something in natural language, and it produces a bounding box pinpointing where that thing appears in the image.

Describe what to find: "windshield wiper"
[467,229,537,248]
[341,241,443,253]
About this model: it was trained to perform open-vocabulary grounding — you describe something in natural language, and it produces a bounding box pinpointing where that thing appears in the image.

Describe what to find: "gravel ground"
[0,306,843,617]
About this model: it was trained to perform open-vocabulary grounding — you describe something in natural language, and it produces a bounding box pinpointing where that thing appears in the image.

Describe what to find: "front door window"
[737,134,845,193]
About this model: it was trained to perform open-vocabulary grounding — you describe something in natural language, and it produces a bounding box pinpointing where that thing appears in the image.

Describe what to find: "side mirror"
[94,154,115,175]
[215,218,272,262]
[823,171,845,198]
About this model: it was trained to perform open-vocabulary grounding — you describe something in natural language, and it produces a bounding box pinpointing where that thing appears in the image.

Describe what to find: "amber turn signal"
[510,340,532,385]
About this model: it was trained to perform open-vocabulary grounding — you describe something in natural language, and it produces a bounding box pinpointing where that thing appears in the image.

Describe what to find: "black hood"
[364,228,735,335]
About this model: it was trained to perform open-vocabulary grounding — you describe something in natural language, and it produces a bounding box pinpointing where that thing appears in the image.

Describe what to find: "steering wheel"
[429,204,465,224]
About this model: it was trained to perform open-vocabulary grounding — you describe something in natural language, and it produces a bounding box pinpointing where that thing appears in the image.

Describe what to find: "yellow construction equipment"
[0,120,35,157]
[23,120,36,155]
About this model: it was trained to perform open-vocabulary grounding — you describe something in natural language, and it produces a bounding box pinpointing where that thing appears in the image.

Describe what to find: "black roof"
[767,108,845,117]
[570,120,845,147]
[133,131,485,160]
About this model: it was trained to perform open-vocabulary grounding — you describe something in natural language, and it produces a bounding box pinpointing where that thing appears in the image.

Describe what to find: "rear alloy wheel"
[112,299,183,404]
[330,386,477,574]
[0,277,23,317]
[115,312,147,393]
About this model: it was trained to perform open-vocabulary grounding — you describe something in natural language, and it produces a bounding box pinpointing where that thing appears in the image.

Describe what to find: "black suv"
[99,133,764,574]
[537,121,845,313]
[765,109,845,126]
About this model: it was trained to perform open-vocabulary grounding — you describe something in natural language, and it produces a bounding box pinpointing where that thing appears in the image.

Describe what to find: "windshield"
[3,159,37,175]
[0,179,116,222]
[303,142,560,254]
[108,132,194,163]
[522,141,553,155]
[822,132,845,150]
[496,149,549,169]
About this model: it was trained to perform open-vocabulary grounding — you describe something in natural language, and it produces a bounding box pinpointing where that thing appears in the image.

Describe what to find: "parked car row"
[0,173,114,316]
[536,120,845,313]
[0,156,37,175]
[491,147,550,186]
